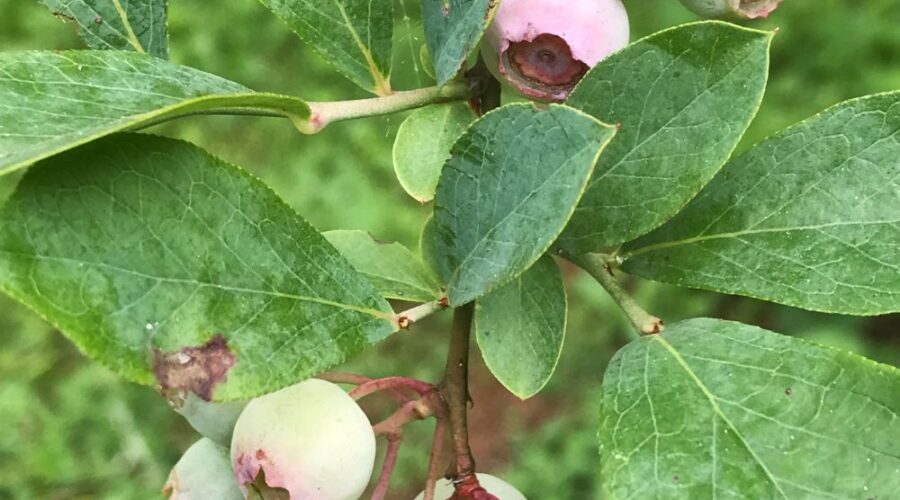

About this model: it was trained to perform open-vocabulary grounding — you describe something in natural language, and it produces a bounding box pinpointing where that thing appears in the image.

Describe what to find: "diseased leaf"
[393,103,475,202]
[0,51,310,177]
[422,0,496,85]
[558,22,772,251]
[600,318,900,498]
[432,103,615,305]
[623,92,900,315]
[41,0,169,58]
[0,135,394,401]
[259,0,393,94]
[323,230,443,302]
[475,256,566,399]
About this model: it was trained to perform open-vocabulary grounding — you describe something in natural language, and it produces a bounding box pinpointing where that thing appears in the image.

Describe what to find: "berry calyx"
[163,438,243,500]
[230,378,376,500]
[414,473,526,500]
[481,0,630,102]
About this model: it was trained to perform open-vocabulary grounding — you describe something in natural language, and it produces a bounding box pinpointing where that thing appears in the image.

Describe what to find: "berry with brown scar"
[480,0,630,102]
[230,378,376,499]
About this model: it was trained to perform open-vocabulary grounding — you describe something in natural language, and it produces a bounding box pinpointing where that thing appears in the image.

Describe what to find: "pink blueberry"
[481,0,630,102]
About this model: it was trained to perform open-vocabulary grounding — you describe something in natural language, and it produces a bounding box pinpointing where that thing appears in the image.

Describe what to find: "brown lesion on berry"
[501,34,589,102]
[153,333,236,402]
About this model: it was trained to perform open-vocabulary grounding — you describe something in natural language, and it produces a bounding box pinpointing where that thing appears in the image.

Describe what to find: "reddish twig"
[317,371,372,385]
[423,416,447,500]
[350,376,436,401]
[371,436,403,500]
[440,303,479,489]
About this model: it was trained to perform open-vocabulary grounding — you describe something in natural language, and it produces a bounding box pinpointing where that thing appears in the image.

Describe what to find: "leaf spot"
[153,334,236,401]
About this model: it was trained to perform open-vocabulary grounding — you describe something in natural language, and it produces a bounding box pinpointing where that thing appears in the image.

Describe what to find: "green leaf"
[623,92,900,316]
[419,215,442,285]
[422,0,496,85]
[599,318,900,498]
[475,256,566,399]
[431,103,616,306]
[0,134,394,402]
[558,21,773,252]
[259,0,393,94]
[393,103,475,202]
[0,51,310,177]
[323,230,443,302]
[41,0,169,59]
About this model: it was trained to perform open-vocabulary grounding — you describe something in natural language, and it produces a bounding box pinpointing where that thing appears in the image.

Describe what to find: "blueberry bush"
[2,0,899,498]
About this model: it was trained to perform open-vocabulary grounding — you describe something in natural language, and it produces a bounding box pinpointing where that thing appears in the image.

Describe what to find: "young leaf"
[258,0,393,95]
[475,256,566,399]
[431,103,616,306]
[599,318,900,498]
[41,0,169,59]
[558,21,773,252]
[0,51,310,177]
[623,92,900,315]
[0,134,394,402]
[422,0,497,85]
[323,230,443,302]
[392,103,475,202]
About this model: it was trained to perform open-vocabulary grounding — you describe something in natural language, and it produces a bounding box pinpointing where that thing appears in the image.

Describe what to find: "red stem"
[350,376,436,401]
[423,416,447,500]
[371,436,403,500]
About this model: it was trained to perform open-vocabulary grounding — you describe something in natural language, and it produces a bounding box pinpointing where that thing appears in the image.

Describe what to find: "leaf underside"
[0,51,310,178]
[41,0,169,58]
[258,0,393,94]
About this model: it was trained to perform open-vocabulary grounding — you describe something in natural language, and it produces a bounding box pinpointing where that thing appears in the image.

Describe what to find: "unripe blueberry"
[230,378,376,500]
[414,473,527,500]
[678,0,782,19]
[163,438,244,500]
[173,393,247,447]
[480,0,629,102]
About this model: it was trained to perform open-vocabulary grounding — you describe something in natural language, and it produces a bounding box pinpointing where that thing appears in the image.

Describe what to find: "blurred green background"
[1,1,899,498]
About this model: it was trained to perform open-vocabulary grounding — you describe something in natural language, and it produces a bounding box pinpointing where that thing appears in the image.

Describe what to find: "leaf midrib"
[111,0,146,53]
[0,250,393,320]
[652,335,789,499]
[624,219,900,259]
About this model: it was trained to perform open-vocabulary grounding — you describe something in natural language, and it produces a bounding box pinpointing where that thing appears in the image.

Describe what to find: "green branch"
[303,81,471,132]
[566,253,664,336]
